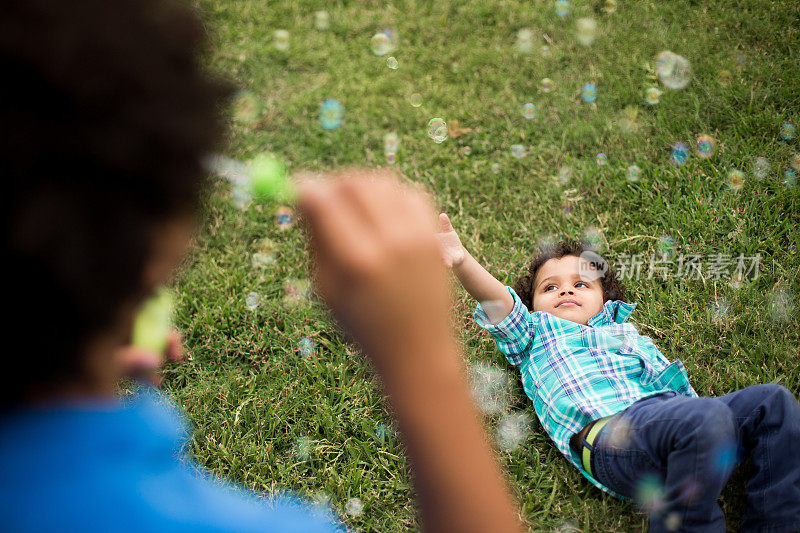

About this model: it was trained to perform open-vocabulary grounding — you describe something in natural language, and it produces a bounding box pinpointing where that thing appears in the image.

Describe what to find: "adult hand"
[436,213,467,269]
[297,169,452,372]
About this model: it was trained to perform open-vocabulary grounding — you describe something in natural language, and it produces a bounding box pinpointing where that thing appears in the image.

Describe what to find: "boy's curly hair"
[2,0,232,407]
[512,239,628,312]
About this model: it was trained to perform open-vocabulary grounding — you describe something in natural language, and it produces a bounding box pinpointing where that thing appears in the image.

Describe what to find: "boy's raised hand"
[436,213,467,269]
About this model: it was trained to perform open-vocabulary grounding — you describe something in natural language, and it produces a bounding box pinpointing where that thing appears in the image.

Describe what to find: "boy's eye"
[544,282,588,291]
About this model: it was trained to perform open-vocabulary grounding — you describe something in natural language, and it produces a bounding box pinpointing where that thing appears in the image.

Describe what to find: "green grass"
[160,0,800,530]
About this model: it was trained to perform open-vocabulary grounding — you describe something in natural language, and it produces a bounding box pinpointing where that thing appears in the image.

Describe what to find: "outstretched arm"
[437,213,514,324]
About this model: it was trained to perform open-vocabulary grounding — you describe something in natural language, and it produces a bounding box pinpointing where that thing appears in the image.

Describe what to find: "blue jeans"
[586,385,800,533]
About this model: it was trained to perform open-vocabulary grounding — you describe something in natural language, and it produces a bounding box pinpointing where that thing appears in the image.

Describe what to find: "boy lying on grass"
[436,213,800,532]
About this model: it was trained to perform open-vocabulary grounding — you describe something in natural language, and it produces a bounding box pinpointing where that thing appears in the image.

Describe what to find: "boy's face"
[531,255,605,325]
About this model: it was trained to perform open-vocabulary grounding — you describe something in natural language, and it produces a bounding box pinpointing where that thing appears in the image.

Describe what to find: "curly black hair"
[2,0,232,408]
[512,239,628,312]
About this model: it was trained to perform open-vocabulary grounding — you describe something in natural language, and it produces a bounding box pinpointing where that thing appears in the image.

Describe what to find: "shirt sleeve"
[474,286,538,366]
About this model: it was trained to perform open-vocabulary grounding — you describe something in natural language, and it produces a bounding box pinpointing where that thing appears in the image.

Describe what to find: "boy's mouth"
[556,299,580,308]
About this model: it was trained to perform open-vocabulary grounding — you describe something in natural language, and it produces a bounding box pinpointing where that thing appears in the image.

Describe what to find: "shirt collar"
[586,299,637,327]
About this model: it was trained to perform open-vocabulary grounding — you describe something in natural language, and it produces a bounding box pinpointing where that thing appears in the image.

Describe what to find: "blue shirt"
[0,385,344,532]
[475,286,697,497]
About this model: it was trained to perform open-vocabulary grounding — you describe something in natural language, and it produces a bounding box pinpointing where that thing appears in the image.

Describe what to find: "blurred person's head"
[2,0,231,409]
[513,239,628,325]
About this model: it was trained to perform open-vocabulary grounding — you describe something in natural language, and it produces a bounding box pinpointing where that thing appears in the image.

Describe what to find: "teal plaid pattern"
[474,286,697,498]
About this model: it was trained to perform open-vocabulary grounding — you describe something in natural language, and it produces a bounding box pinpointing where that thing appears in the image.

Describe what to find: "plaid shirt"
[475,286,697,497]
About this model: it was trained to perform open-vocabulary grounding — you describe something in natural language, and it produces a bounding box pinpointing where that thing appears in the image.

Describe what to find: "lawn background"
[156,0,799,530]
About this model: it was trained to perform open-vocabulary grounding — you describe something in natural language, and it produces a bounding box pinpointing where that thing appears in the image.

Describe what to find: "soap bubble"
[789,244,797,255]
[582,226,605,251]
[319,99,344,130]
[729,271,745,290]
[727,169,745,191]
[298,337,315,358]
[384,132,400,155]
[245,291,259,311]
[409,93,422,107]
[232,90,260,124]
[510,144,526,159]
[251,252,276,269]
[790,153,800,171]
[581,83,597,103]
[541,78,553,92]
[293,436,312,461]
[670,142,690,166]
[370,32,393,55]
[462,146,472,156]
[575,18,597,46]
[634,473,667,514]
[314,10,329,30]
[627,164,641,182]
[717,69,732,86]
[345,498,364,517]
[495,412,533,451]
[373,422,392,443]
[710,297,731,324]
[604,415,633,448]
[273,30,290,51]
[656,234,676,258]
[696,135,716,158]
[516,28,535,54]
[470,363,514,415]
[540,45,551,56]
[427,118,448,143]
[596,153,607,166]
[491,163,501,174]
[555,0,570,18]
[753,157,770,179]
[385,153,395,164]
[644,87,662,105]
[617,106,640,134]
[655,51,691,90]
[556,165,572,185]
[284,279,312,306]
[664,513,682,531]
[602,0,618,14]
[783,169,797,187]
[386,56,398,69]
[522,103,537,119]
[231,175,253,209]
[780,122,796,142]
[276,206,294,229]
[768,285,795,323]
